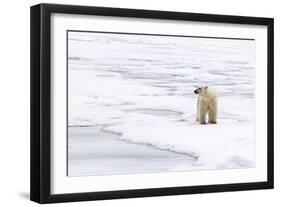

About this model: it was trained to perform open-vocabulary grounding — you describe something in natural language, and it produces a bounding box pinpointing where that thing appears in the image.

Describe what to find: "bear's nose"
[194,90,198,94]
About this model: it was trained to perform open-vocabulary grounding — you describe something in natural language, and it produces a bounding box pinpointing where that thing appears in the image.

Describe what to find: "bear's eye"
[199,88,201,91]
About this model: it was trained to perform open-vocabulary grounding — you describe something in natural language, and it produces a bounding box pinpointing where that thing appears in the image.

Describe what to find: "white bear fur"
[195,86,218,124]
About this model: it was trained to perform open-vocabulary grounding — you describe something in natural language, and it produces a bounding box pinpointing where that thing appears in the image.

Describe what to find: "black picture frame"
[30,3,274,204]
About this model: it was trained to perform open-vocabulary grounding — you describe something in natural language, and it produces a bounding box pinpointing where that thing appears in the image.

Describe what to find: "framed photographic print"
[30,3,274,203]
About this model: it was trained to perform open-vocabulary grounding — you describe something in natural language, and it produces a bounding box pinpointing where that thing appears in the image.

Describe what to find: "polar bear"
[194,86,218,124]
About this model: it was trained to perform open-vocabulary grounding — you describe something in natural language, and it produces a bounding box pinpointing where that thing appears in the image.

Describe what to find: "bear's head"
[194,86,208,95]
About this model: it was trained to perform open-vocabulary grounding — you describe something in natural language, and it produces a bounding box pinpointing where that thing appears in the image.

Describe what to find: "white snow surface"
[68,31,255,171]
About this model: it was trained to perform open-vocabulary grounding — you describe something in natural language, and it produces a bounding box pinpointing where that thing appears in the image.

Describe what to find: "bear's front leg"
[209,112,217,124]
[199,113,207,124]
[208,99,217,124]
[199,102,207,124]
[196,97,199,121]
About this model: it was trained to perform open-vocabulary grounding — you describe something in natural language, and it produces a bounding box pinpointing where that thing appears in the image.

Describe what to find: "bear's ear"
[205,86,208,90]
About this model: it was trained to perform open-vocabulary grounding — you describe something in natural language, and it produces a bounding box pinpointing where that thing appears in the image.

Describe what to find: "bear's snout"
[194,89,199,94]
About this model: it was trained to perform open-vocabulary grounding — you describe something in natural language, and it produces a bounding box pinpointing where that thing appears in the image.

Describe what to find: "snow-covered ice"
[68,127,196,176]
[67,31,255,176]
